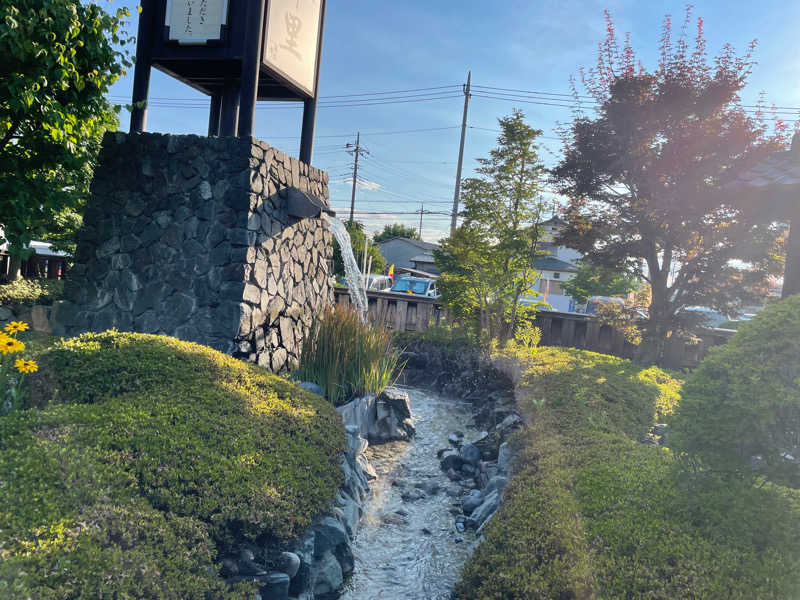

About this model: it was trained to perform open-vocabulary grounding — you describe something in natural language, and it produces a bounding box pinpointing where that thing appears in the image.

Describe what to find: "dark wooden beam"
[208,93,222,137]
[220,84,240,137]
[129,0,155,132]
[237,0,266,137]
[300,0,326,164]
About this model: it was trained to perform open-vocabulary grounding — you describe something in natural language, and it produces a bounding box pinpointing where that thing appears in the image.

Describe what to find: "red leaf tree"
[552,8,791,362]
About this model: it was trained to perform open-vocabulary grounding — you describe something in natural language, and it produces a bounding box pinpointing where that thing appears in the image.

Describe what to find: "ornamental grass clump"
[296,306,403,406]
[0,321,38,414]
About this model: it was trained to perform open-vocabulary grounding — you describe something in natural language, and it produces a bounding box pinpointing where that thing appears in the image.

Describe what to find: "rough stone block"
[60,131,333,375]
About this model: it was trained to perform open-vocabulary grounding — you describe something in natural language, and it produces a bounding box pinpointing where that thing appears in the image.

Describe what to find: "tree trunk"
[782,198,800,298]
[7,255,21,281]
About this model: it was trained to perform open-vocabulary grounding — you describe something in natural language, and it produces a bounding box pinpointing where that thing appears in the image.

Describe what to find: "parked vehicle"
[680,306,729,328]
[390,276,439,298]
[584,296,626,315]
[366,274,393,292]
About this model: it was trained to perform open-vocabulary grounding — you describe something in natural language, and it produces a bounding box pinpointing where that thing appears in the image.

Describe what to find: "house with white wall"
[523,216,583,313]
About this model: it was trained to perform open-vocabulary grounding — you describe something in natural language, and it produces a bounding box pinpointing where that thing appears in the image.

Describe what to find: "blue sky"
[109,1,800,241]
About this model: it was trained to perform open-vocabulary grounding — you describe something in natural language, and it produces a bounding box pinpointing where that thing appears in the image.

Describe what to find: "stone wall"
[55,132,334,372]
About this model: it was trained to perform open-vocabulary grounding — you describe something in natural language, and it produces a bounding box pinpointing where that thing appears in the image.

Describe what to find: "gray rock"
[260,572,290,600]
[336,491,361,538]
[298,381,324,397]
[276,552,301,579]
[461,463,478,477]
[448,431,464,447]
[485,476,509,497]
[313,517,348,558]
[460,443,482,465]
[469,490,500,528]
[440,452,464,472]
[497,442,512,474]
[462,491,484,515]
[312,550,343,597]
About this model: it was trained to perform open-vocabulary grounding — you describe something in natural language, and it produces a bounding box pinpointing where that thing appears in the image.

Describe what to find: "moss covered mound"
[0,331,345,598]
[456,347,800,600]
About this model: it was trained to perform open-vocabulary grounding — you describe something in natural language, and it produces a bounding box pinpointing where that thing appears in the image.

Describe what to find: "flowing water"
[323,214,368,320]
[341,387,481,600]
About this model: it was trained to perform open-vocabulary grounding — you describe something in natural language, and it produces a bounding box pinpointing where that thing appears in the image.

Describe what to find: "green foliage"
[393,324,483,353]
[435,110,548,341]
[331,220,386,277]
[296,306,403,406]
[594,301,642,345]
[560,260,639,305]
[0,278,64,306]
[512,323,541,350]
[457,346,799,599]
[552,8,788,361]
[0,331,345,598]
[372,223,420,243]
[0,0,131,268]
[672,296,800,488]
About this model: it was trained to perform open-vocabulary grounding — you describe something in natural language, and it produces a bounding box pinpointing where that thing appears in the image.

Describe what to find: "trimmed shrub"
[456,346,800,599]
[672,295,800,488]
[1,331,345,598]
[0,278,64,306]
[296,306,403,406]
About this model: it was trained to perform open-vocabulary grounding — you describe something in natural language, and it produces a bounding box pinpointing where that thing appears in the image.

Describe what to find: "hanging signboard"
[165,0,230,44]
[262,0,323,98]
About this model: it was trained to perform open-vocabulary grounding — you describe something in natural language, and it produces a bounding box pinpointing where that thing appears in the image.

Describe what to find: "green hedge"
[0,331,345,598]
[456,347,800,599]
[0,278,64,306]
[672,295,800,488]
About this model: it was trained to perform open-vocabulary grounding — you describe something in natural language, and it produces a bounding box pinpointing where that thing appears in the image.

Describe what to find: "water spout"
[323,214,368,321]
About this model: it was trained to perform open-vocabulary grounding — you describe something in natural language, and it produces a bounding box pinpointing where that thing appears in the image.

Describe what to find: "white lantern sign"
[165,0,230,45]
[263,0,324,98]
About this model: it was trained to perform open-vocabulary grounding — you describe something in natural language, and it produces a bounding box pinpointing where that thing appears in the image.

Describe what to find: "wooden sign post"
[129,0,326,164]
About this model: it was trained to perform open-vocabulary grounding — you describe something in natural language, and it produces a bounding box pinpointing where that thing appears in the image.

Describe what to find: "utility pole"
[346,132,368,225]
[418,203,424,238]
[450,71,471,234]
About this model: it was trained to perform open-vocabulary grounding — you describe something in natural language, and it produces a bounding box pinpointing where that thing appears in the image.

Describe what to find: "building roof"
[376,236,439,251]
[533,255,578,272]
[725,134,800,212]
[410,252,436,264]
[0,229,69,258]
[726,149,800,190]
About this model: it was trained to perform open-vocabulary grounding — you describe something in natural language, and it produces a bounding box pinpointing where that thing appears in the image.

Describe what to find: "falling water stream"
[341,388,482,600]
[323,214,368,320]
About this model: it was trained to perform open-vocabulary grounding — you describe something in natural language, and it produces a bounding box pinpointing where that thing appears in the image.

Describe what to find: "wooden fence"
[533,310,734,369]
[333,288,734,368]
[333,288,447,332]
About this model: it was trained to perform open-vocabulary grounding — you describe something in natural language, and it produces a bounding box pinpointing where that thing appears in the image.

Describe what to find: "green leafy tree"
[331,220,386,278]
[560,260,640,304]
[436,110,547,340]
[372,223,420,243]
[0,0,131,279]
[552,8,788,362]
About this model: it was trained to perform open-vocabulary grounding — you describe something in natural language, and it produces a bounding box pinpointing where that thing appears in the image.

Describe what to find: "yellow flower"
[14,359,38,374]
[0,334,24,354]
[4,321,29,334]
